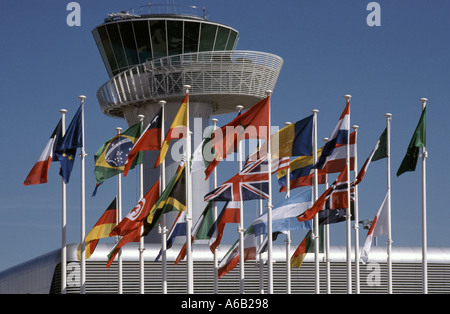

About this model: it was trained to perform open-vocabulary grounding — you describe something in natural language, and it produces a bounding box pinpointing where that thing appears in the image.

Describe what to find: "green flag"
[94,122,143,183]
[143,164,186,235]
[397,108,426,177]
[372,128,388,162]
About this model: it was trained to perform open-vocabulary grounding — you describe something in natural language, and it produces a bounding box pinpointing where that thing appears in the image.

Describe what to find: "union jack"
[204,155,270,202]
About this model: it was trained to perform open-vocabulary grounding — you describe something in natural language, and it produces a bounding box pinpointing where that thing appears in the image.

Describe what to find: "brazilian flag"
[94,122,143,183]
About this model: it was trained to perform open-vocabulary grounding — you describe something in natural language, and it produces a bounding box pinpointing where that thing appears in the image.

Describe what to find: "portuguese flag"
[94,122,143,183]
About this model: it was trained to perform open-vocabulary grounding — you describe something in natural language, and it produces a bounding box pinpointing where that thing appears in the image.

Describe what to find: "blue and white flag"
[252,188,313,236]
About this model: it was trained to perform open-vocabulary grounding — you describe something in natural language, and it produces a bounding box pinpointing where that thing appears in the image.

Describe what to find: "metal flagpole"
[60,109,67,294]
[323,137,331,294]
[312,109,320,294]
[236,105,245,294]
[184,85,194,294]
[284,122,291,294]
[138,114,145,294]
[211,118,219,294]
[343,94,352,294]
[158,100,168,294]
[385,113,393,294]
[420,98,428,294]
[78,95,87,294]
[352,125,360,294]
[116,127,123,294]
[257,140,264,294]
[266,90,274,294]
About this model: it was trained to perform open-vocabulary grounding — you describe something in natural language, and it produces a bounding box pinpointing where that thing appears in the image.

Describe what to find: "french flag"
[314,100,350,170]
[24,120,62,185]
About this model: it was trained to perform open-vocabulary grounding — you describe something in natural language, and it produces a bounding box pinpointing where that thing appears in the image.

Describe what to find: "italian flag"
[24,120,62,185]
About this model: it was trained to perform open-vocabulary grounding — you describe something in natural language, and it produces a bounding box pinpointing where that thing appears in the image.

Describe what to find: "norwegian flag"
[204,155,270,202]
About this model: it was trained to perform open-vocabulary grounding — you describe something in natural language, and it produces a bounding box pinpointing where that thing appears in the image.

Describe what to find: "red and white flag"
[110,180,160,237]
[24,120,62,185]
[360,192,389,263]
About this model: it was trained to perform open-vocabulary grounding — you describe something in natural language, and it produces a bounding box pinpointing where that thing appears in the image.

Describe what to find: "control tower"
[92,4,283,241]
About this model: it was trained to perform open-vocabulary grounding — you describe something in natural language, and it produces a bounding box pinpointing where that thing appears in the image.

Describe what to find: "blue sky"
[1,0,450,272]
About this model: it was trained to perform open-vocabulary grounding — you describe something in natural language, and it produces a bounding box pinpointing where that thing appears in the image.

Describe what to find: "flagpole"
[284,122,291,294]
[138,114,145,294]
[116,127,123,294]
[420,98,428,294]
[78,95,87,294]
[236,105,245,294]
[323,137,331,294]
[184,85,194,294]
[352,125,360,294]
[211,118,219,294]
[266,90,274,294]
[312,109,320,294]
[60,108,67,294]
[385,112,393,294]
[159,100,168,294]
[343,94,352,294]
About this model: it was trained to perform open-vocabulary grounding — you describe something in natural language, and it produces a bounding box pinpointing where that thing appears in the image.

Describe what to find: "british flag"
[204,156,270,202]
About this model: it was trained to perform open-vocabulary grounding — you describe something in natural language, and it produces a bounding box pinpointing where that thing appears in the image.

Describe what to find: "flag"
[55,105,83,183]
[278,131,356,192]
[355,128,387,184]
[297,165,348,223]
[208,201,240,253]
[277,148,325,192]
[175,202,215,264]
[155,211,186,262]
[24,119,62,185]
[218,225,257,278]
[77,198,116,260]
[204,96,270,179]
[397,107,426,177]
[110,179,160,237]
[290,230,313,268]
[106,228,141,268]
[318,187,355,225]
[360,192,389,263]
[94,122,143,183]
[204,155,269,202]
[124,108,162,177]
[143,164,186,235]
[271,114,314,158]
[252,188,313,236]
[314,100,350,170]
[154,95,188,167]
[191,126,214,174]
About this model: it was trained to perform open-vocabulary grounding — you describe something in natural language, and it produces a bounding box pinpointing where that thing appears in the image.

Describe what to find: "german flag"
[78,198,117,260]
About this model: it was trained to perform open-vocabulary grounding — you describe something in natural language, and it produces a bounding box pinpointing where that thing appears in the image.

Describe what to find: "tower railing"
[97,50,283,117]
[107,4,209,21]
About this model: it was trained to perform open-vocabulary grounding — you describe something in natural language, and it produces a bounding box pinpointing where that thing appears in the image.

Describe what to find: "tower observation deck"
[92,4,283,242]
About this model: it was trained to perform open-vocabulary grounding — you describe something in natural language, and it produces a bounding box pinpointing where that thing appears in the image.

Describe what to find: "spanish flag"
[154,94,188,167]
[78,198,117,260]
